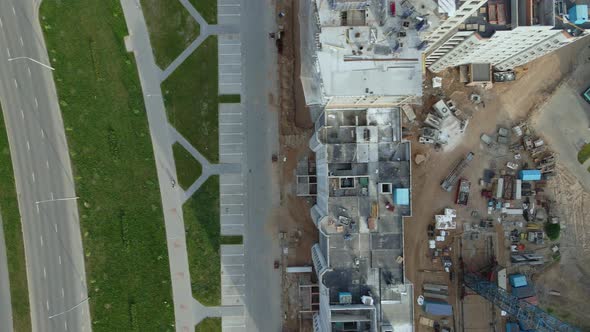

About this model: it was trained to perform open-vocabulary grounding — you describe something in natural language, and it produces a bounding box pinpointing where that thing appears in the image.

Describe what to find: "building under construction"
[309,107,414,332]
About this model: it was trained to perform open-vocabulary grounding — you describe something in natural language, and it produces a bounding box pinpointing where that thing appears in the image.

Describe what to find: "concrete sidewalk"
[120,1,194,330]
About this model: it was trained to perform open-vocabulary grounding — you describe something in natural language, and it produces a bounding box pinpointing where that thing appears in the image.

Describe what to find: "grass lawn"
[183,176,221,306]
[173,143,202,189]
[219,94,241,104]
[190,0,217,24]
[141,0,200,68]
[0,106,31,331]
[221,235,243,245]
[195,317,221,332]
[578,143,590,164]
[40,1,174,330]
[163,35,220,163]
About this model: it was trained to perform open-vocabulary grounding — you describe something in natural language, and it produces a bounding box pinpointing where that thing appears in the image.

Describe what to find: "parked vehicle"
[507,162,518,170]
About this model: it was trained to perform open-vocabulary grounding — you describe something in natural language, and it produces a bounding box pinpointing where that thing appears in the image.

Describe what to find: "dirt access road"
[406,39,590,331]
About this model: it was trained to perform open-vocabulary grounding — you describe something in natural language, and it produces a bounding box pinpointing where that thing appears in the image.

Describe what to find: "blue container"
[519,170,541,181]
[424,300,453,316]
[509,274,527,288]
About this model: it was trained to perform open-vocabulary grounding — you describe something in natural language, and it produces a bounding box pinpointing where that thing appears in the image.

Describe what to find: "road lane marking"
[34,97,38,108]
[0,18,3,29]
[46,300,49,311]
[50,192,54,199]
[58,255,61,265]
[13,78,18,88]
[19,36,24,47]
[221,213,244,216]
[54,223,58,233]
[40,129,45,138]
[31,172,35,182]
[20,109,24,119]
[43,267,47,278]
[46,160,49,169]
[6,48,10,57]
[12,6,16,16]
[27,66,31,77]
[61,288,65,297]
[40,235,43,246]
[65,321,68,331]
[220,203,244,206]
[36,204,39,214]
[220,122,243,125]
[221,183,243,186]
[26,141,30,151]
[220,142,243,146]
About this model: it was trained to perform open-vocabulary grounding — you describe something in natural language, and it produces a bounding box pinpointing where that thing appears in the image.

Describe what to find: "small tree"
[545,222,561,241]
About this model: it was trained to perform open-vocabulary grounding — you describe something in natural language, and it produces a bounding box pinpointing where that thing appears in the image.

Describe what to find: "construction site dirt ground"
[407,38,590,332]
[274,0,317,331]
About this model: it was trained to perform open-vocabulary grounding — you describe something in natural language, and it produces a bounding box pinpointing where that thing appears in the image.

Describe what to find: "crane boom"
[463,273,579,332]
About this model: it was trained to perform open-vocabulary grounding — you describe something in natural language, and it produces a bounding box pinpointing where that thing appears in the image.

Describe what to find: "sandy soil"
[275,0,318,330]
[408,40,590,331]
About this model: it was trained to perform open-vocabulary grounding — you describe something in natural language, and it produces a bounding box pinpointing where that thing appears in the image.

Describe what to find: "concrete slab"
[221,255,244,266]
[221,265,245,276]
[220,224,244,235]
[222,275,246,285]
[221,195,245,205]
[219,154,243,164]
[221,245,244,255]
[222,286,245,296]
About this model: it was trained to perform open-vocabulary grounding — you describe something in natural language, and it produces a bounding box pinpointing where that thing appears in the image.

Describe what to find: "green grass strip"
[219,94,241,104]
[190,0,218,24]
[172,142,202,190]
[195,317,221,332]
[163,36,219,163]
[221,235,243,245]
[0,106,31,332]
[141,0,201,68]
[40,1,174,330]
[578,143,590,164]
[183,176,221,306]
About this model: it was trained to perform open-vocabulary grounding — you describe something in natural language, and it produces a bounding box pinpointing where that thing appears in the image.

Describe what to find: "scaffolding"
[463,273,580,332]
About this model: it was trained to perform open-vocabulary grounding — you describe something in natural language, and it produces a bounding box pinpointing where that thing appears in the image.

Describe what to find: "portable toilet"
[394,188,410,206]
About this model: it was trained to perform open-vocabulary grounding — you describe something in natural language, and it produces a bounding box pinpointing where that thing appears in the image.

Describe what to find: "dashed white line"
[12,6,16,16]
[6,47,10,57]
[54,223,58,233]
[221,213,244,217]
[26,141,30,150]
[31,172,35,183]
[61,288,65,297]
[220,203,244,206]
[220,73,242,76]
[58,255,62,265]
[13,78,18,88]
[40,235,44,246]
[27,66,31,77]
[40,129,45,138]
[221,183,243,186]
[220,142,243,146]
[46,160,50,169]
[19,36,24,47]
[220,82,242,86]
[20,109,24,119]
[50,192,54,199]
[221,193,245,196]
[218,14,241,17]
[36,204,39,214]
[46,300,49,311]
[43,267,47,278]
[220,122,243,125]
[220,152,243,156]
[34,97,38,108]
[65,320,68,331]
[0,18,3,29]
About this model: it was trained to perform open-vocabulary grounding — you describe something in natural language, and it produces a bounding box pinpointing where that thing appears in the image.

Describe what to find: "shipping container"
[423,300,453,316]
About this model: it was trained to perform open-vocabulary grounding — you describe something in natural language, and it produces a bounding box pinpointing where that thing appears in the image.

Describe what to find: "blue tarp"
[519,170,541,181]
[569,5,588,24]
[424,300,453,316]
[509,274,527,288]
[394,188,410,205]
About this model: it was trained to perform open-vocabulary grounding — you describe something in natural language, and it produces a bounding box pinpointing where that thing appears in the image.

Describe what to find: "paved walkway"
[121,0,244,330]
[168,125,240,202]
[120,2,195,330]
[160,0,239,82]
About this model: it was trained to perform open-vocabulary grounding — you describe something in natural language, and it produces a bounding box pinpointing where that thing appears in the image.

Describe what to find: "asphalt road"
[0,1,91,331]
[241,0,282,330]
